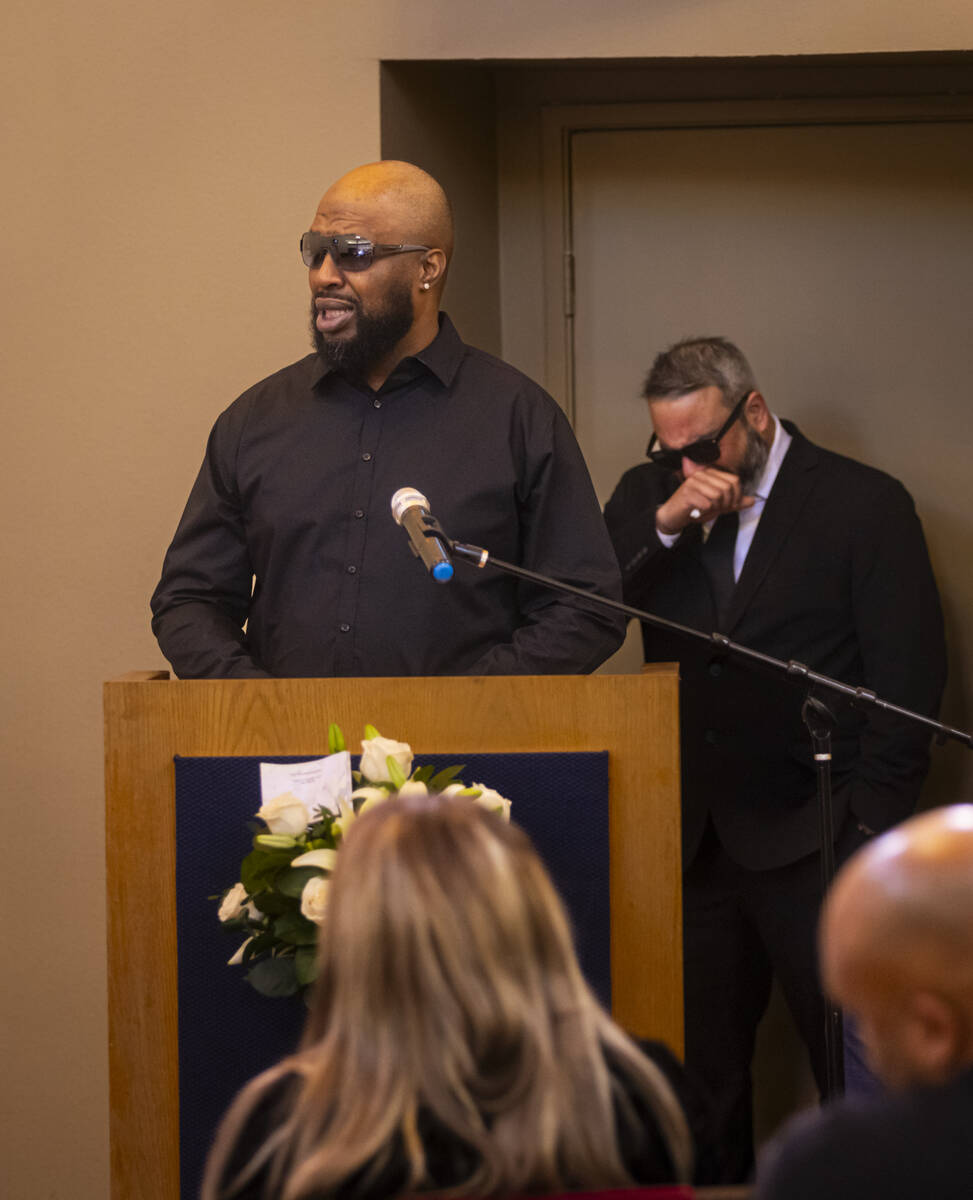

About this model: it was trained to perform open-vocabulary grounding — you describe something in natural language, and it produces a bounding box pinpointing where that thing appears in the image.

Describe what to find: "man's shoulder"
[211,354,321,432]
[758,1079,973,1199]
[231,353,321,405]
[605,461,669,510]
[456,340,561,408]
[785,423,914,502]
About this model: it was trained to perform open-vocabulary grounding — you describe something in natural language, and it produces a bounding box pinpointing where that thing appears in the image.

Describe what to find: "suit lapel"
[723,427,820,631]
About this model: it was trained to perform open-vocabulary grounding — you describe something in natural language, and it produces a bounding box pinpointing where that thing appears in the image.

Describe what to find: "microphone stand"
[448,538,972,1100]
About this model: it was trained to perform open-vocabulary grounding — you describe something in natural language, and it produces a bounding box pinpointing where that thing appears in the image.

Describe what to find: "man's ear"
[744,390,771,434]
[419,249,448,291]
[905,990,963,1084]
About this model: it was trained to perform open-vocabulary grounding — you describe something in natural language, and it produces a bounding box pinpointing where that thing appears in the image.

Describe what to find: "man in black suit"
[603,336,946,1181]
[756,804,973,1200]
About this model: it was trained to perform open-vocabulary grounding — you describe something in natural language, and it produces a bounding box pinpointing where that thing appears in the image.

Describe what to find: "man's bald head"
[316,160,454,262]
[306,162,452,389]
[822,806,973,1089]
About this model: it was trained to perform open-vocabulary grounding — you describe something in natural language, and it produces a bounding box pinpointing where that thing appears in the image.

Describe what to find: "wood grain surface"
[105,671,681,1200]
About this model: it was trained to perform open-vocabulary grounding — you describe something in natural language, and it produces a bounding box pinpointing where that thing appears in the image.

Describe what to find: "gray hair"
[643,336,758,408]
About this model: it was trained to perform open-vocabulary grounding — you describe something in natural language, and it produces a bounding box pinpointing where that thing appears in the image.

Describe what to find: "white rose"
[470,783,512,821]
[301,876,331,925]
[397,780,428,798]
[218,882,250,922]
[359,735,413,783]
[257,791,311,836]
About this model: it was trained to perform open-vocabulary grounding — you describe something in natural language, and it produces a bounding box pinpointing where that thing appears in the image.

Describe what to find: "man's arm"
[464,404,626,675]
[844,475,947,832]
[150,417,271,679]
[602,464,686,607]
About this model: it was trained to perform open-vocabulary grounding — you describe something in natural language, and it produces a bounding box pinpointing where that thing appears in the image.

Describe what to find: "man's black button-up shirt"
[151,315,625,678]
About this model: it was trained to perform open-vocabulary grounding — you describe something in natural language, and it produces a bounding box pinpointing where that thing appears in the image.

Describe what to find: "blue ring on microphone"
[432,562,454,583]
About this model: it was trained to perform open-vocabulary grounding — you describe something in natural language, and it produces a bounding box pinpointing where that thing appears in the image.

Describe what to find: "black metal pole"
[802,694,845,1099]
[449,537,970,1100]
[449,540,972,750]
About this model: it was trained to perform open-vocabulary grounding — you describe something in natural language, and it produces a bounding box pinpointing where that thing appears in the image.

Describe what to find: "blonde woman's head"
[206,793,691,1199]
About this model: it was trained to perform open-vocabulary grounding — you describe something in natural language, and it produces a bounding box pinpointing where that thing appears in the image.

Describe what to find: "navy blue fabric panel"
[174,750,609,1198]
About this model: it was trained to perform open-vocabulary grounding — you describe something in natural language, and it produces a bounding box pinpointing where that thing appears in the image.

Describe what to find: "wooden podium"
[104,669,682,1200]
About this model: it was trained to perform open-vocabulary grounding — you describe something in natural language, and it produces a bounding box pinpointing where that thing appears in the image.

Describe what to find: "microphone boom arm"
[449,540,971,748]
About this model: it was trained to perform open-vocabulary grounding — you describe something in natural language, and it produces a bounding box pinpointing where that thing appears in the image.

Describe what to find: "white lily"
[228,937,253,966]
[290,847,338,872]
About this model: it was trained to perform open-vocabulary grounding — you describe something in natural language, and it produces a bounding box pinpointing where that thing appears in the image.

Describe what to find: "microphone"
[390,487,454,583]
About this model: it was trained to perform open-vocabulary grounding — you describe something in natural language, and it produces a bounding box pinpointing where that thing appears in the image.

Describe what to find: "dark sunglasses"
[646,392,751,469]
[300,231,430,273]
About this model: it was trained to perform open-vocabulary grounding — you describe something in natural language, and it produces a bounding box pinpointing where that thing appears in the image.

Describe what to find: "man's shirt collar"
[752,413,792,503]
[309,312,464,392]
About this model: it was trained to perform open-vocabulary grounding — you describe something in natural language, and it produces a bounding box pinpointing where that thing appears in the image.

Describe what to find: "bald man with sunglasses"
[151,162,624,679]
[604,336,946,1182]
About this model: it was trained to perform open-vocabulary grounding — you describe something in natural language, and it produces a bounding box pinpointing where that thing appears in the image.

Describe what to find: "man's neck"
[365,311,440,391]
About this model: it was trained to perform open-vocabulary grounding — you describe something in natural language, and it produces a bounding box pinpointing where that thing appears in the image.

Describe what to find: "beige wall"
[4,3,973,1197]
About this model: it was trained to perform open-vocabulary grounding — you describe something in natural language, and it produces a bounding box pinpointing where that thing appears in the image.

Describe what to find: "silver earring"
[422,282,430,291]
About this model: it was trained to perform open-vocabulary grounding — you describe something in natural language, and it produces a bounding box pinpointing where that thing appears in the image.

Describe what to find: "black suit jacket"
[755,1066,973,1200]
[604,422,946,870]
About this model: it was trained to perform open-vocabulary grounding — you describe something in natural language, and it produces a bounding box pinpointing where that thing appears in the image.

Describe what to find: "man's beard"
[736,421,770,494]
[310,281,415,381]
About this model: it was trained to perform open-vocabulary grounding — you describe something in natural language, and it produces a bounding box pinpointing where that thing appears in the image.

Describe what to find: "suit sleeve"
[845,476,946,831]
[603,465,682,607]
[464,399,626,675]
[150,411,271,679]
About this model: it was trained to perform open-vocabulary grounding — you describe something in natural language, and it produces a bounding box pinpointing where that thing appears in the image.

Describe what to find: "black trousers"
[682,818,867,1183]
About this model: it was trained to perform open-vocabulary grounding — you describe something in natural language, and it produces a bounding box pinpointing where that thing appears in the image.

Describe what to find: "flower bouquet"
[216,723,511,1000]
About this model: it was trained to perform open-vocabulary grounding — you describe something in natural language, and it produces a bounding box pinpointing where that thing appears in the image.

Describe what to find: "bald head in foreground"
[757,805,973,1200]
[151,161,624,679]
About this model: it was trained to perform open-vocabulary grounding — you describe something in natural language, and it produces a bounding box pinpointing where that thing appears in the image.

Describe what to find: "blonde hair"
[204,795,692,1198]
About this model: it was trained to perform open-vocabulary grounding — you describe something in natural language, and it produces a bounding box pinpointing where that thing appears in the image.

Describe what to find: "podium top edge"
[105,668,680,684]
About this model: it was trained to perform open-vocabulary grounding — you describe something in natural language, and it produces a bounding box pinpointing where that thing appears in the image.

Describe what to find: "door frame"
[540,95,973,424]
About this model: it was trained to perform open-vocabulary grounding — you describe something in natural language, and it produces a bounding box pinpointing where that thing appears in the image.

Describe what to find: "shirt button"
[353,509,364,519]
[346,565,357,574]
[361,452,372,462]
[709,661,723,677]
[373,399,382,409]
[339,623,351,633]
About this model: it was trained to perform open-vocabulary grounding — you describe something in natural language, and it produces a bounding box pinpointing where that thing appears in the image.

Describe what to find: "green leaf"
[276,866,324,900]
[247,956,299,998]
[429,764,466,791]
[364,724,381,740]
[241,848,295,894]
[274,911,319,946]
[242,932,277,964]
[327,723,346,754]
[387,755,407,789]
[295,945,319,987]
[250,890,295,917]
[412,764,435,784]
[306,831,337,849]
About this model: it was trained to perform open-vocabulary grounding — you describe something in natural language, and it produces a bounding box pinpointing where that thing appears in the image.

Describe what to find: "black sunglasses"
[300,232,430,273]
[646,392,751,469]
